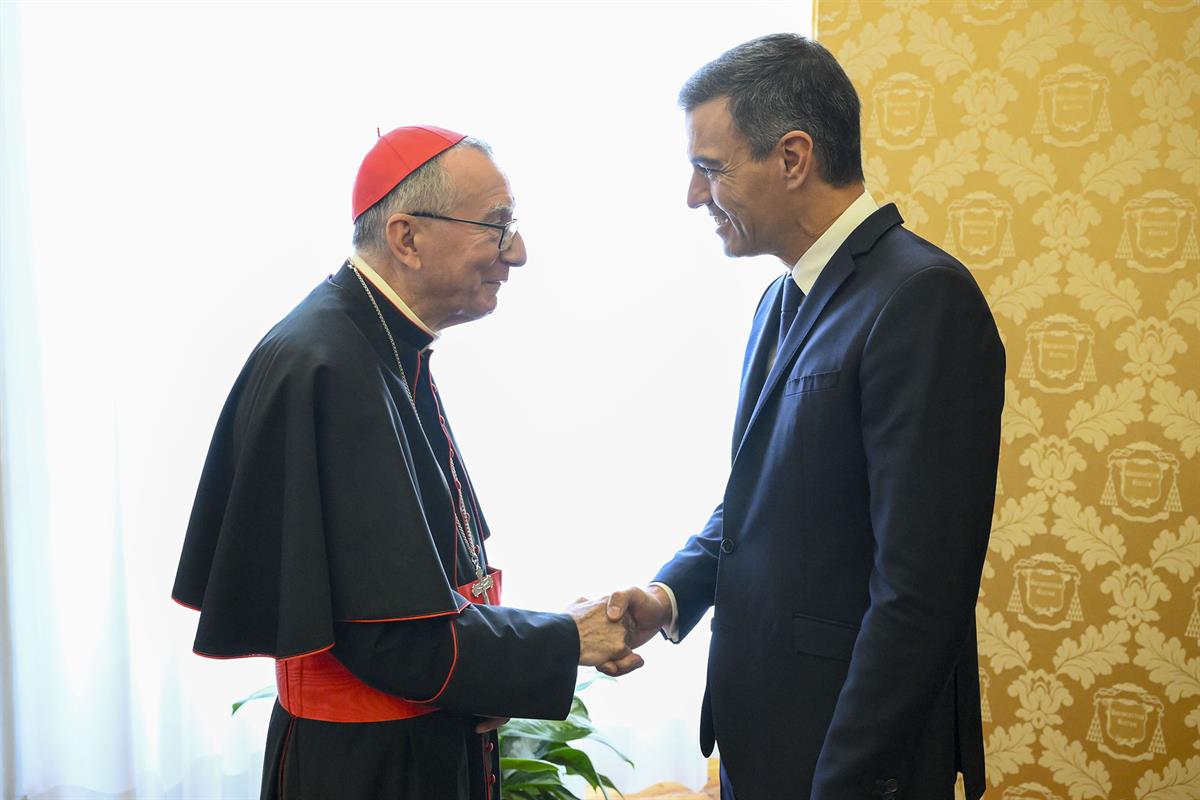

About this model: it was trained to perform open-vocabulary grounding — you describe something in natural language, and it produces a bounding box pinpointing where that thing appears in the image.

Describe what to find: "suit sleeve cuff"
[649,581,681,643]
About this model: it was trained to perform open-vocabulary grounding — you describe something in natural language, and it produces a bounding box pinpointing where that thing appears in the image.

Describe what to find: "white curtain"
[0,2,811,797]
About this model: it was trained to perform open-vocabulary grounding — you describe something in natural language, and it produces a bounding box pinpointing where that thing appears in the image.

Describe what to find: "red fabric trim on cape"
[275,569,502,723]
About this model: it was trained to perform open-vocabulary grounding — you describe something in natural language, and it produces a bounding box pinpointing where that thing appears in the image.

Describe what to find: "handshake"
[566,585,673,677]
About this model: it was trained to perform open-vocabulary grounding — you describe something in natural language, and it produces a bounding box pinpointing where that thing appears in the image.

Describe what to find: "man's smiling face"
[685,96,788,261]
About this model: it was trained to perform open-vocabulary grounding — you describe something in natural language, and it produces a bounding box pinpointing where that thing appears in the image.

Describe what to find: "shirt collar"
[789,190,878,295]
[349,253,440,340]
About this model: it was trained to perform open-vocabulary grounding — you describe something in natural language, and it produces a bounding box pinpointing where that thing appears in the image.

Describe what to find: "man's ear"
[779,131,815,190]
[385,214,422,270]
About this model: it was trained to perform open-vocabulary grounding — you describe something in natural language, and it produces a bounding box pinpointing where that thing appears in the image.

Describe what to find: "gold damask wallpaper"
[814,1,1200,797]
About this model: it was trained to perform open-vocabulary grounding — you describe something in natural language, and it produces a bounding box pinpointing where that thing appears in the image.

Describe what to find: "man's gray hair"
[352,137,493,255]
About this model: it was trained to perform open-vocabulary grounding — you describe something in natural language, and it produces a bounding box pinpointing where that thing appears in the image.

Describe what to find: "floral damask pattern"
[815,1,1200,796]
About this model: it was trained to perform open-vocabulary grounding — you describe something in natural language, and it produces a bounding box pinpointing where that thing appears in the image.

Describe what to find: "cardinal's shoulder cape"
[173,270,465,659]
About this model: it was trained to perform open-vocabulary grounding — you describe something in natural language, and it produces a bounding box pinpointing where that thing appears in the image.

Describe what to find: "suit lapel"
[736,250,855,452]
[731,275,786,458]
[733,204,904,462]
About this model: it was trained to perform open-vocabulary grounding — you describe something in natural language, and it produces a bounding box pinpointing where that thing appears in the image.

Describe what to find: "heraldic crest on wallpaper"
[814,1,1200,798]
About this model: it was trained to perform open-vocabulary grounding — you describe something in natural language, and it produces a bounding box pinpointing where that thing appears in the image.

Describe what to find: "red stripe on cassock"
[191,642,334,661]
[417,617,459,704]
[412,350,424,399]
[343,601,470,623]
[176,597,340,662]
[278,716,297,798]
[172,595,200,612]
[482,736,495,800]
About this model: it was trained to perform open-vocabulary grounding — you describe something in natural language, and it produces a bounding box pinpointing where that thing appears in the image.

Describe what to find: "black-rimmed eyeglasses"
[409,212,519,253]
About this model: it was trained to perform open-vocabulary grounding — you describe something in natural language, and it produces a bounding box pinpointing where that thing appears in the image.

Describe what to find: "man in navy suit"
[601,34,1004,800]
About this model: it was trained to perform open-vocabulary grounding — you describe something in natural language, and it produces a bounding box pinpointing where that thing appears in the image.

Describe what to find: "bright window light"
[4,2,812,796]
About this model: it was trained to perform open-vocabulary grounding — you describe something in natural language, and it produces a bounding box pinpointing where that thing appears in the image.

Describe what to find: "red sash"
[276,568,502,722]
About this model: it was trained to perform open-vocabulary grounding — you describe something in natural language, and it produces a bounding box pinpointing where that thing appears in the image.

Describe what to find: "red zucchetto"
[352,125,466,221]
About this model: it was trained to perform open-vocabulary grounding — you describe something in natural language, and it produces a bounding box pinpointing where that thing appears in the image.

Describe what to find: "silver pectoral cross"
[471,570,494,599]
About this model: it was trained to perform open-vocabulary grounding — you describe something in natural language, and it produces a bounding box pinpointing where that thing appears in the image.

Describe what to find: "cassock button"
[488,774,497,785]
[720,538,735,554]
[883,778,900,796]
[485,741,494,753]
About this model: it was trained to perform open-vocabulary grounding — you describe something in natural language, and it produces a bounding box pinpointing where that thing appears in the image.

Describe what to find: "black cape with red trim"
[173,265,482,657]
[173,264,580,800]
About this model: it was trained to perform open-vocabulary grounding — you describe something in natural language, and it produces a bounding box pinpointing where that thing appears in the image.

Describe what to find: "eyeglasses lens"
[500,221,518,252]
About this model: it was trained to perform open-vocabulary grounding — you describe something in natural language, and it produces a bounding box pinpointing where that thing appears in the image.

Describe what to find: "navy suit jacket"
[655,204,1004,800]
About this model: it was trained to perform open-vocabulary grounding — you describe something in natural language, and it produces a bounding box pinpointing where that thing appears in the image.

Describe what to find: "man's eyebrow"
[691,156,722,168]
[484,202,514,222]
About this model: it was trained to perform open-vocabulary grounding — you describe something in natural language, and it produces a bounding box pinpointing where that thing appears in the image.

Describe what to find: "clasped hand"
[566,585,672,677]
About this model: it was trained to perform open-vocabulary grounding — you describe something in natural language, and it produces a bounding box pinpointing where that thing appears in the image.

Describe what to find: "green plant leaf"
[499,758,561,775]
[544,746,608,798]
[502,717,593,745]
[504,779,579,800]
[584,733,634,768]
[571,694,591,719]
[231,685,276,716]
[497,684,627,798]
[597,773,623,799]
[504,781,579,799]
[573,674,614,694]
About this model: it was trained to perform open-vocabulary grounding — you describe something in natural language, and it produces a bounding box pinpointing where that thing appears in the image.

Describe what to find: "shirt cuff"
[648,581,681,643]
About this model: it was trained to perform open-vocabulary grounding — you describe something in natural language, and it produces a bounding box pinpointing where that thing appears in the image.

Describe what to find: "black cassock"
[173,263,579,800]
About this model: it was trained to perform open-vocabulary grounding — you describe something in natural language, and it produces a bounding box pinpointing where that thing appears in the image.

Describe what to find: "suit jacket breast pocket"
[784,369,840,396]
[793,613,859,662]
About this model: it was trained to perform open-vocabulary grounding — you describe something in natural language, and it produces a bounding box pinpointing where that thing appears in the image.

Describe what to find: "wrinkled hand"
[567,597,633,666]
[596,585,672,677]
[474,716,509,734]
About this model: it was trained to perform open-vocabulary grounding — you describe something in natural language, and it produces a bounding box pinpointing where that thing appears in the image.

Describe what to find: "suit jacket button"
[884,778,900,794]
[720,538,735,554]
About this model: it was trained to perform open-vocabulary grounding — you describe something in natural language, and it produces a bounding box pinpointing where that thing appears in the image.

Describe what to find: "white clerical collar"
[349,254,439,340]
[789,190,878,295]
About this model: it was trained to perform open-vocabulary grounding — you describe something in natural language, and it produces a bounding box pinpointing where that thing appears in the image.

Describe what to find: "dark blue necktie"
[778,277,804,353]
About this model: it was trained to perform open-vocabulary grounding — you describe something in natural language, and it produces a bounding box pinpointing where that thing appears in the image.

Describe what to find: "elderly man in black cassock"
[173,126,632,800]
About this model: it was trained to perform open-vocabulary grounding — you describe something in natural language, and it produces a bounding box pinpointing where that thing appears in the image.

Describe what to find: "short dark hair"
[679,33,863,187]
